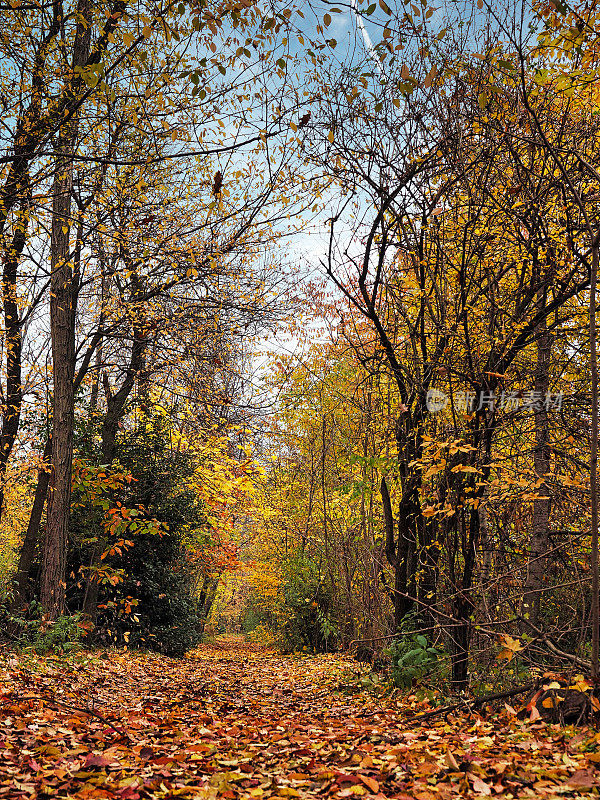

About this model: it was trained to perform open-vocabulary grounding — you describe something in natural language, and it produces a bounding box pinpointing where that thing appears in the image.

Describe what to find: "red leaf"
[84,753,113,768]
[359,774,380,793]
[335,772,361,785]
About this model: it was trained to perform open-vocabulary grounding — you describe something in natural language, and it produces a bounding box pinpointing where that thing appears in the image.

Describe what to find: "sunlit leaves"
[497,634,524,661]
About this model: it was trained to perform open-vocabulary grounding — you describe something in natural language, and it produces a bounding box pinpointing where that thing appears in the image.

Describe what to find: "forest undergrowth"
[2,637,600,800]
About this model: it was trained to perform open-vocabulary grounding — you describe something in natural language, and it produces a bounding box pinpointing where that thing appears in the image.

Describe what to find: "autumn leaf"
[359,774,380,792]
[497,634,524,661]
[84,753,115,768]
[471,775,491,795]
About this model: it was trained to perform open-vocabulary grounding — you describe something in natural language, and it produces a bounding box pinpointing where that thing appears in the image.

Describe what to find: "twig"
[44,696,130,740]
[411,682,535,724]
[518,617,592,671]
[348,634,398,648]
[8,665,130,740]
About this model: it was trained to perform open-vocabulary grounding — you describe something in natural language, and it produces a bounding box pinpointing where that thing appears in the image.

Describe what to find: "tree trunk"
[11,435,52,608]
[449,408,495,692]
[198,573,220,637]
[395,495,417,629]
[381,475,416,631]
[81,544,102,620]
[89,262,107,413]
[522,317,552,625]
[40,3,90,619]
[450,509,478,693]
[0,201,29,521]
[590,242,599,680]
[393,423,423,631]
[41,140,77,619]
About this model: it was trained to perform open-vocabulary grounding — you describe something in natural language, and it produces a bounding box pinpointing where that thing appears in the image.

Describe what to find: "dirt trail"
[1,638,599,798]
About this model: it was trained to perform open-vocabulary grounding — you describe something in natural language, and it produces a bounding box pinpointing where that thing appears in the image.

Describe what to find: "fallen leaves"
[0,639,599,799]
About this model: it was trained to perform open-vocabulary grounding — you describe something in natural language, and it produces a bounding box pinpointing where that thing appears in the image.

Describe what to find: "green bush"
[70,412,209,657]
[241,607,264,634]
[9,600,87,654]
[101,527,204,657]
[384,614,446,688]
[279,551,338,653]
[240,550,339,653]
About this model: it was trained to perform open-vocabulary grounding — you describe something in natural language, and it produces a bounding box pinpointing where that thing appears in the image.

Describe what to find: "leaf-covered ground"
[1,638,600,799]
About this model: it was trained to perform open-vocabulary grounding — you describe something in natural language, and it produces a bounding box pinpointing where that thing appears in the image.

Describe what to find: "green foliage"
[338,664,383,694]
[385,635,441,688]
[240,549,339,653]
[94,413,207,657]
[241,606,265,634]
[279,551,338,653]
[317,607,339,644]
[384,615,446,688]
[9,601,87,654]
[67,411,213,657]
[106,529,204,658]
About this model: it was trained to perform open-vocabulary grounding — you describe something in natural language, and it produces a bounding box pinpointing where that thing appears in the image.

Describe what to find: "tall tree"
[41,0,92,617]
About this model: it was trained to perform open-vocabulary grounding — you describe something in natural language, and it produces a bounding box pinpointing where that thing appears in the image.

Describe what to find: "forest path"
[1,638,599,799]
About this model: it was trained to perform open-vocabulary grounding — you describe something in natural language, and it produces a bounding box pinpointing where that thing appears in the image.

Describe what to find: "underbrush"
[384,631,448,689]
[241,551,340,654]
[246,622,277,647]
[3,600,90,654]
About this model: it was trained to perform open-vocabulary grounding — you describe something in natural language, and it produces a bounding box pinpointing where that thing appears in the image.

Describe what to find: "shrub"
[9,600,88,654]
[240,550,339,653]
[99,524,204,658]
[72,412,209,657]
[278,551,338,653]
[384,614,447,688]
[247,623,276,647]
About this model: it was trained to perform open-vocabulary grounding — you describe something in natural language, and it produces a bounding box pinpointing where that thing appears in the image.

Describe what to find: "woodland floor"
[2,638,600,799]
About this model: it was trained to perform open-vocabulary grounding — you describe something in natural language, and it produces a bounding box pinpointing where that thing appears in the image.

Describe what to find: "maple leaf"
[497,634,524,662]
